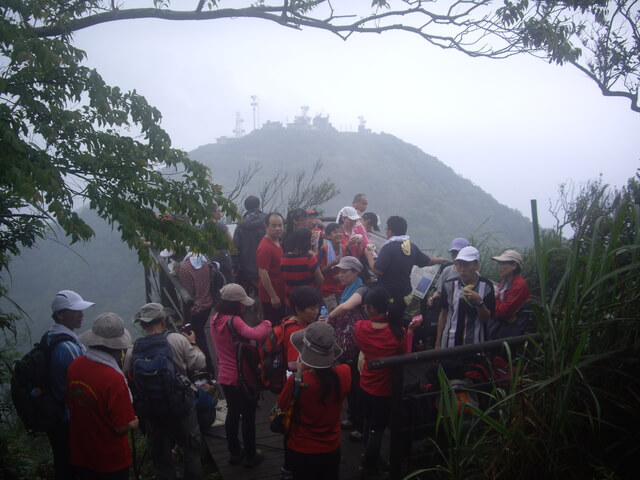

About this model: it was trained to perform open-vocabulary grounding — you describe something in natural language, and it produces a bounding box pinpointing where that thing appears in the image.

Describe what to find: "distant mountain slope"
[3,127,531,346]
[190,127,532,249]
[1,210,144,348]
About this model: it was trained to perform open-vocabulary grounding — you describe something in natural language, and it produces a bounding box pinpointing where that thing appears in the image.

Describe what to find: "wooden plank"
[203,390,369,480]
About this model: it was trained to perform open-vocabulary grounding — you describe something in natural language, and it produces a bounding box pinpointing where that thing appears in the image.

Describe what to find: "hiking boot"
[340,419,354,430]
[280,466,294,480]
[228,449,244,465]
[349,430,363,442]
[243,450,264,468]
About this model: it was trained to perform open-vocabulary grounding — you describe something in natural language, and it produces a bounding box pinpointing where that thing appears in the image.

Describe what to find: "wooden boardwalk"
[203,390,374,480]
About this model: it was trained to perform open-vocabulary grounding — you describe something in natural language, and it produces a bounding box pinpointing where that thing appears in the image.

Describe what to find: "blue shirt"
[47,324,86,421]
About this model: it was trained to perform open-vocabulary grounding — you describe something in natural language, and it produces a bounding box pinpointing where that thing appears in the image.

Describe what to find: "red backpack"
[259,317,303,394]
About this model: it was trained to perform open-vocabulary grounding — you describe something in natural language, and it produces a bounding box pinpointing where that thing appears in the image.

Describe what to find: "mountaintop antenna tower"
[233,112,245,138]
[250,95,260,130]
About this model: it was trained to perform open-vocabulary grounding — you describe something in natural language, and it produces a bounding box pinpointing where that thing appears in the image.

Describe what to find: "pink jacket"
[209,312,271,386]
[341,222,370,258]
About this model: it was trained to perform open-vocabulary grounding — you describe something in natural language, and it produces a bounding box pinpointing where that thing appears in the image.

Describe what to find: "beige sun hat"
[491,249,523,267]
[132,302,177,324]
[79,313,132,350]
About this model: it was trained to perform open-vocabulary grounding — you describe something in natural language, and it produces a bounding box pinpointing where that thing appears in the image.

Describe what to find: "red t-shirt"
[317,244,349,296]
[256,236,285,303]
[67,356,136,473]
[355,317,412,397]
[277,363,351,453]
[280,253,319,305]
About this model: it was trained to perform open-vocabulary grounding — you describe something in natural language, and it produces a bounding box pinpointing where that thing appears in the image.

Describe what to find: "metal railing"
[143,249,194,327]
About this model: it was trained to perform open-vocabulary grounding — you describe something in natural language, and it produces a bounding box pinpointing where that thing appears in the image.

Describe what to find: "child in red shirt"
[355,287,422,476]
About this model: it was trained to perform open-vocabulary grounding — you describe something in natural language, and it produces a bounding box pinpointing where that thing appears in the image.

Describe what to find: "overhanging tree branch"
[27,1,639,113]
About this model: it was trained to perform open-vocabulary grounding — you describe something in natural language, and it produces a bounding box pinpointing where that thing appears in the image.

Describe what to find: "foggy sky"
[73,14,640,229]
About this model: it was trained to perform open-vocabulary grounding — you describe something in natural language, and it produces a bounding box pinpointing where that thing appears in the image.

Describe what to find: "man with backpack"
[47,289,94,480]
[126,302,206,480]
[232,195,268,297]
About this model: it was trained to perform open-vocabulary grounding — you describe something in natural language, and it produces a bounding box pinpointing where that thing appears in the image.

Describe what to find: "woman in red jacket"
[487,249,531,340]
[276,322,351,480]
[355,287,422,478]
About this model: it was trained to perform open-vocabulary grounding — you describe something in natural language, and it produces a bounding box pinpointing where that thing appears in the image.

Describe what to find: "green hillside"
[190,127,532,249]
[2,127,532,346]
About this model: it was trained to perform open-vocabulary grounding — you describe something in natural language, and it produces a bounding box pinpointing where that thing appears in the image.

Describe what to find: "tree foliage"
[0,1,236,329]
[549,170,640,240]
[27,0,640,113]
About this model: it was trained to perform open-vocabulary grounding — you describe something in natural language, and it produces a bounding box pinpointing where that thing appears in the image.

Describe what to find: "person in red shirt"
[67,313,138,480]
[280,227,323,307]
[277,321,351,480]
[487,249,531,340]
[355,287,422,477]
[306,208,325,254]
[317,222,350,313]
[337,206,370,259]
[257,212,286,325]
[281,286,323,371]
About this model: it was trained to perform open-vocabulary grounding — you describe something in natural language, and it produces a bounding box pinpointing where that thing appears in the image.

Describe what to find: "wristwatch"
[476,301,484,308]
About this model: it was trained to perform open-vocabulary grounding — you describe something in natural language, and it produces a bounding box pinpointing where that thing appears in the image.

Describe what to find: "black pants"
[76,466,129,480]
[286,446,341,480]
[47,421,76,480]
[191,308,214,374]
[346,362,362,432]
[360,390,392,468]
[221,384,258,457]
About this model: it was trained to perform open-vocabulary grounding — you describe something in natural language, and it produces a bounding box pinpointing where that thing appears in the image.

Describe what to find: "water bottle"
[272,352,280,370]
[319,305,328,321]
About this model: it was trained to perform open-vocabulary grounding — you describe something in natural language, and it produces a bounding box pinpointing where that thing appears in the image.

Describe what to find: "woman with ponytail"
[355,287,422,478]
[277,322,351,479]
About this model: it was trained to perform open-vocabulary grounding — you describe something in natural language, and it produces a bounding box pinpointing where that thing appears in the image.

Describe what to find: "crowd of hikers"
[13,193,532,480]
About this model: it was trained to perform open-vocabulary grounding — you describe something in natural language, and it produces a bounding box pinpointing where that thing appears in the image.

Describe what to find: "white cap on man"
[51,290,95,313]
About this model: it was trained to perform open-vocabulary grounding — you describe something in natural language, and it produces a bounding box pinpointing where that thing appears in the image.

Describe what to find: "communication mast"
[233,112,245,138]
[250,95,260,130]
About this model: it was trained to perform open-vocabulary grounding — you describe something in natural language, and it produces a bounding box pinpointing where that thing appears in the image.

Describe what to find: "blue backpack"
[131,332,195,421]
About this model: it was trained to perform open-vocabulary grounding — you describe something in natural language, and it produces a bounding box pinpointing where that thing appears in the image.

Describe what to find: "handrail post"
[389,364,404,479]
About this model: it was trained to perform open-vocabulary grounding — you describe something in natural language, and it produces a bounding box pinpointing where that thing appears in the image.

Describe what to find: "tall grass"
[408,199,640,479]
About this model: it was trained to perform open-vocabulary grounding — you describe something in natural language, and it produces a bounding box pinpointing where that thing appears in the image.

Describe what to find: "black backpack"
[131,332,195,421]
[209,260,227,302]
[11,332,76,432]
[226,316,262,400]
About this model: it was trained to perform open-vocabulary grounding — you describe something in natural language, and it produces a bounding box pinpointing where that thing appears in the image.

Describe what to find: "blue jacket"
[47,324,85,421]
